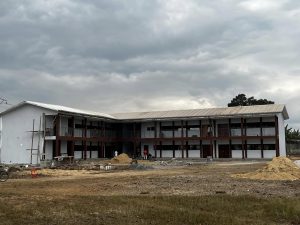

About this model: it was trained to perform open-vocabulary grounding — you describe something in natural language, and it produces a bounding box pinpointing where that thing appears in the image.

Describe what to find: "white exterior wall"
[247,150,261,158]
[277,113,286,156]
[189,150,201,158]
[74,151,82,159]
[0,117,2,161]
[264,150,276,158]
[0,105,56,164]
[232,151,243,158]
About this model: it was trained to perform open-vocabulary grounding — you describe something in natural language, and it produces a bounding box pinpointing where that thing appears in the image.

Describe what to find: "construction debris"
[232,157,300,181]
[110,153,132,164]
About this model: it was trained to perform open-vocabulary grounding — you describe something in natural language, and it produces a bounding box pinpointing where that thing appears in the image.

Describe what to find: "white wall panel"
[264,150,276,158]
[162,150,173,157]
[277,113,286,156]
[175,150,182,158]
[74,151,82,159]
[247,150,261,158]
[232,150,243,158]
[189,150,200,158]
[91,151,98,159]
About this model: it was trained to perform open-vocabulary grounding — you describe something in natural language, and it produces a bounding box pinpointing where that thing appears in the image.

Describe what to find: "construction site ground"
[1,159,300,225]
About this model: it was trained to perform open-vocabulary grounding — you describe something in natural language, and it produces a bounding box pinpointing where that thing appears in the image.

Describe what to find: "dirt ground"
[1,160,300,198]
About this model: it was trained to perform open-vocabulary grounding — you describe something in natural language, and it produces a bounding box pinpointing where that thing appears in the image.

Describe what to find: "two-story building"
[0,101,288,164]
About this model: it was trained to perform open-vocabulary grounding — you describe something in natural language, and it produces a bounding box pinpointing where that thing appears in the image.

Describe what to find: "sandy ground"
[1,161,300,198]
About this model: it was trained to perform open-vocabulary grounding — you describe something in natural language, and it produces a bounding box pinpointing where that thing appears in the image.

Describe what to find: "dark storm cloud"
[0,0,299,127]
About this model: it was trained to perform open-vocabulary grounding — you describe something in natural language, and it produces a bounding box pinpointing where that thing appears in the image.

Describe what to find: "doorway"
[218,145,230,158]
[202,145,211,158]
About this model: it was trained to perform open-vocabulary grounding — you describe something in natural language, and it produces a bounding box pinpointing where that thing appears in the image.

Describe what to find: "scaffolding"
[26,117,43,165]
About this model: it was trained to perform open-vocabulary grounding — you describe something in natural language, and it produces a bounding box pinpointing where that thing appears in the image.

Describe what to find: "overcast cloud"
[0,0,300,127]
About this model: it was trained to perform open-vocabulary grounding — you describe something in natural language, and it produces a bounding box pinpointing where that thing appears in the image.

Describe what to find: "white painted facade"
[0,105,55,164]
[0,101,289,164]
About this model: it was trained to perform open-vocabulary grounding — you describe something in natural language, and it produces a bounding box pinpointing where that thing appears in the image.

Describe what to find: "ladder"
[26,117,42,165]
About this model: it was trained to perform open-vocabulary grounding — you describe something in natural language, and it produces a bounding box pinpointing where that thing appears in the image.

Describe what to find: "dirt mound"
[110,153,132,164]
[232,157,300,181]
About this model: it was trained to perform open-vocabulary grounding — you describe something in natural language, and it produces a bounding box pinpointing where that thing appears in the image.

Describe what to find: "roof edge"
[0,101,58,117]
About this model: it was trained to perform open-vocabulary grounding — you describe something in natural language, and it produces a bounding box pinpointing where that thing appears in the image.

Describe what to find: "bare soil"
[1,160,300,225]
[2,161,300,197]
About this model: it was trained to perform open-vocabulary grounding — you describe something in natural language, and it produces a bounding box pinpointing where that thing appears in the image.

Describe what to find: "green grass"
[0,195,299,225]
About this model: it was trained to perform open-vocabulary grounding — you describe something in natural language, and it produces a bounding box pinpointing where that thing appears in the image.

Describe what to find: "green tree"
[228,94,274,107]
[285,124,300,140]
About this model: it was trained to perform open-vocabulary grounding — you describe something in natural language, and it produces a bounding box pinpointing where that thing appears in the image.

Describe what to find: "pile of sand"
[232,157,300,181]
[110,153,132,164]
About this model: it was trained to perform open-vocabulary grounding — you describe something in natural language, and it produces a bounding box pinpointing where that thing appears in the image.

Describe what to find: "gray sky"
[0,0,299,128]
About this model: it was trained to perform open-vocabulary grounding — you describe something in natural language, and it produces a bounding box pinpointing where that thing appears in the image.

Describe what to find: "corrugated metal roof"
[0,101,289,121]
[111,104,289,120]
[0,101,116,119]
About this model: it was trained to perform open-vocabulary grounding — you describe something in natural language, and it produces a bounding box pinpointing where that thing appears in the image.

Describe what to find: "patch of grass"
[0,195,299,225]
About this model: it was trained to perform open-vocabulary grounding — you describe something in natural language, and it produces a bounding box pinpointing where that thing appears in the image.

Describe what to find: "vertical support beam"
[245,140,247,159]
[72,116,75,137]
[42,113,46,159]
[159,122,162,158]
[199,120,202,137]
[200,139,203,158]
[103,121,106,158]
[159,140,162,158]
[229,118,232,158]
[154,121,157,158]
[244,118,247,159]
[275,115,279,157]
[213,120,216,158]
[97,121,100,158]
[241,118,244,159]
[83,118,87,160]
[55,114,61,157]
[260,117,264,158]
[90,141,92,158]
[97,141,100,158]
[185,121,188,158]
[133,123,136,157]
[199,120,202,158]
[186,141,189,158]
[172,121,175,158]
[214,140,217,158]
[209,119,213,158]
[181,120,184,158]
[70,116,75,157]
[71,141,74,157]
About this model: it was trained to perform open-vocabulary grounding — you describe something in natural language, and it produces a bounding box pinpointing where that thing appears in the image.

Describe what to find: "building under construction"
[0,101,288,164]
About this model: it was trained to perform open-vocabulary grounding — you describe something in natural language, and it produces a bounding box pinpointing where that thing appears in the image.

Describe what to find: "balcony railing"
[46,126,277,139]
